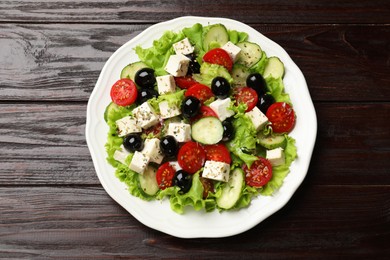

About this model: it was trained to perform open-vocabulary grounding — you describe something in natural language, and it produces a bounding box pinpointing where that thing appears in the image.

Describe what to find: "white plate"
[86,16,317,238]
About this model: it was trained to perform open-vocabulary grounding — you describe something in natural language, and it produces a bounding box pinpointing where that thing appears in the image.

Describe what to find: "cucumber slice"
[216,168,244,210]
[139,166,159,196]
[231,64,251,87]
[104,102,119,122]
[203,24,229,51]
[120,61,148,81]
[191,117,223,144]
[258,134,287,149]
[236,41,262,68]
[263,57,284,79]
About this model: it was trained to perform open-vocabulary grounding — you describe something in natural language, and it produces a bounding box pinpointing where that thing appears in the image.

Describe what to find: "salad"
[104,23,297,214]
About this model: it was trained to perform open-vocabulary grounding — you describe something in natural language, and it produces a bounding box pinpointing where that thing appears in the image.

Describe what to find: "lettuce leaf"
[148,89,185,113]
[228,30,248,44]
[266,77,291,103]
[193,62,233,86]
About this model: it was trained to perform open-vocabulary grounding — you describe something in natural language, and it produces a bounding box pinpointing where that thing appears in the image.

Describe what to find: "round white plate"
[86,16,317,238]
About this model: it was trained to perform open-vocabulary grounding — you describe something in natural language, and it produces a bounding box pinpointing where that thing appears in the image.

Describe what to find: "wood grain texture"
[0,185,388,258]
[0,0,389,24]
[1,24,389,102]
[0,103,389,185]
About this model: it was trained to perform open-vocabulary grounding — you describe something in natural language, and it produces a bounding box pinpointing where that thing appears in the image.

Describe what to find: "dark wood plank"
[0,0,389,24]
[0,103,389,185]
[0,184,388,258]
[1,24,389,102]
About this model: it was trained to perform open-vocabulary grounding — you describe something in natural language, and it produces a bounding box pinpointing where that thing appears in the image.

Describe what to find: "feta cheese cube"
[156,75,176,95]
[142,138,164,164]
[132,102,159,129]
[266,147,285,166]
[209,98,235,121]
[113,145,131,165]
[115,116,142,137]
[245,106,268,131]
[221,41,241,62]
[159,101,181,119]
[164,54,190,77]
[173,38,194,55]
[166,122,191,142]
[202,160,230,182]
[129,151,150,174]
[169,161,182,171]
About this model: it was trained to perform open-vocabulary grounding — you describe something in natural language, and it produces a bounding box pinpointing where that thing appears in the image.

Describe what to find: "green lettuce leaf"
[228,30,248,44]
[148,89,185,113]
[182,23,205,55]
[266,77,291,104]
[193,62,233,86]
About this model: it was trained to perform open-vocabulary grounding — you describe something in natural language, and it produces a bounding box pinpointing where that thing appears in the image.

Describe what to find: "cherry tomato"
[266,102,295,133]
[175,76,198,89]
[199,177,214,199]
[203,48,233,71]
[185,83,214,103]
[110,79,138,106]
[177,141,206,174]
[234,87,258,112]
[156,162,176,190]
[203,144,231,164]
[243,157,273,187]
[190,105,218,123]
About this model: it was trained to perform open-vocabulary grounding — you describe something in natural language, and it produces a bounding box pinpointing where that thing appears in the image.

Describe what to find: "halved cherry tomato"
[266,102,295,133]
[156,162,176,190]
[234,87,258,112]
[243,157,272,187]
[110,79,138,106]
[177,141,206,174]
[203,48,233,71]
[175,76,198,89]
[199,177,214,199]
[203,144,231,164]
[185,83,214,103]
[190,105,218,123]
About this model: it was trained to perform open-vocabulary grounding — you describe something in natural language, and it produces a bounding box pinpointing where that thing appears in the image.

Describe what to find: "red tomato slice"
[203,144,231,164]
[266,102,295,133]
[185,83,214,103]
[177,141,206,174]
[203,48,233,71]
[190,105,218,123]
[156,162,176,190]
[243,157,273,187]
[199,177,214,199]
[234,87,258,112]
[110,79,138,106]
[175,76,198,89]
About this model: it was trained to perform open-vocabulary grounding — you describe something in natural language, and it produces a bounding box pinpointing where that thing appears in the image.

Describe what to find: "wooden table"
[1,1,389,258]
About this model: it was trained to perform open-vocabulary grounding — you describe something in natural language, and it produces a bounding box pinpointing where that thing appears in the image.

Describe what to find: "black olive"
[181,96,201,118]
[173,170,192,193]
[186,53,200,75]
[123,133,144,152]
[222,119,234,141]
[137,88,158,104]
[246,73,267,96]
[159,135,179,157]
[257,94,275,114]
[135,68,156,88]
[211,77,231,99]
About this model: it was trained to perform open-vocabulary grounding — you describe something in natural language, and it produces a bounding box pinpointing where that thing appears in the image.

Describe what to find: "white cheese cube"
[221,41,241,62]
[169,161,182,171]
[245,106,268,131]
[166,122,191,142]
[266,147,285,166]
[115,116,142,137]
[142,138,164,164]
[173,38,194,55]
[164,54,190,77]
[209,98,235,121]
[202,160,230,182]
[129,151,150,174]
[113,145,131,165]
[156,75,176,95]
[132,102,159,129]
[159,101,181,119]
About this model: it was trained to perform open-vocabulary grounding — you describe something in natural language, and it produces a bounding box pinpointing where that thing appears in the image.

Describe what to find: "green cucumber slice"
[236,41,262,68]
[263,57,284,79]
[120,61,148,81]
[191,116,223,144]
[104,102,119,122]
[258,134,287,149]
[231,64,251,87]
[139,166,159,196]
[216,168,244,209]
[203,24,229,51]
